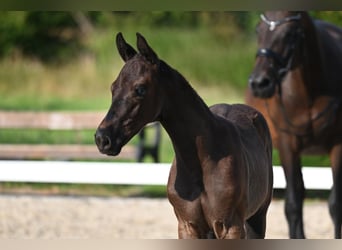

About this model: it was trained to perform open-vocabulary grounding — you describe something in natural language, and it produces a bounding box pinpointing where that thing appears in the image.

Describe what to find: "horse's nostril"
[249,80,257,89]
[249,76,271,90]
[259,78,271,89]
[249,78,271,89]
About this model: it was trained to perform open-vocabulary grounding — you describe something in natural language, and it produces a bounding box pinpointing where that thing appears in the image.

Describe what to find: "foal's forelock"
[121,56,151,76]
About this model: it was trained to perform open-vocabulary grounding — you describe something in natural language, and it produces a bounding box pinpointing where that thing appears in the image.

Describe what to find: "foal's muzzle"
[95,129,121,156]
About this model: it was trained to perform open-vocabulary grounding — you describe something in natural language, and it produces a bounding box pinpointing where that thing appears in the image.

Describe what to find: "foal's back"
[210,103,271,151]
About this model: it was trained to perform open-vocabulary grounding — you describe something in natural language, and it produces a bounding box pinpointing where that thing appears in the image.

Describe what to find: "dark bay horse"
[247,11,342,238]
[95,32,273,238]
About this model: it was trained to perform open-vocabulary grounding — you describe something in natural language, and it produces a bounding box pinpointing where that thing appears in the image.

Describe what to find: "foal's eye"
[135,85,147,97]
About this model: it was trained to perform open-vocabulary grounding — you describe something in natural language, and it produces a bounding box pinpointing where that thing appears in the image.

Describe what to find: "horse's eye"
[135,85,147,97]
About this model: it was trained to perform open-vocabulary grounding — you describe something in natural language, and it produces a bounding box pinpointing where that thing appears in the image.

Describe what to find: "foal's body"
[167,101,272,238]
[95,33,273,238]
[161,79,273,238]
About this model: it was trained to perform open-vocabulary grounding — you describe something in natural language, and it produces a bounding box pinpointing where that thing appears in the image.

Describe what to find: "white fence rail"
[0,160,332,190]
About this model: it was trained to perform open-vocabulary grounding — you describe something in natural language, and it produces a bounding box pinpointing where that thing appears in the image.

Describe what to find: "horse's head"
[95,33,164,156]
[248,11,305,98]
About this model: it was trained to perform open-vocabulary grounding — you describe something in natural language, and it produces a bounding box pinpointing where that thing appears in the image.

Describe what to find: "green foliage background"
[1,11,341,62]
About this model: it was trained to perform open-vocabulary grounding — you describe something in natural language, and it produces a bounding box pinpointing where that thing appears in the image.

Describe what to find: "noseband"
[257,13,303,83]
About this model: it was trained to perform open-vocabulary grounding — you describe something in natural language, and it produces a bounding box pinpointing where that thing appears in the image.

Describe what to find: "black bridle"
[257,13,303,86]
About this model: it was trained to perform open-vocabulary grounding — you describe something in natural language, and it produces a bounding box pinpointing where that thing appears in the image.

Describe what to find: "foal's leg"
[328,144,342,239]
[212,217,246,239]
[278,139,306,238]
[177,220,209,239]
[246,201,271,238]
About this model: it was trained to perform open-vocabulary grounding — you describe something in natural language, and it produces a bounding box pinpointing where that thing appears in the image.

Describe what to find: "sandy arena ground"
[0,195,334,239]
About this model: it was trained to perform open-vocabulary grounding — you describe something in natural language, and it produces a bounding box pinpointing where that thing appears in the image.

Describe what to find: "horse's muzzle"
[248,75,276,99]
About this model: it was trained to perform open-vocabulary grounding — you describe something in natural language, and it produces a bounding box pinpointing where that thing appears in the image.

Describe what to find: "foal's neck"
[159,62,216,170]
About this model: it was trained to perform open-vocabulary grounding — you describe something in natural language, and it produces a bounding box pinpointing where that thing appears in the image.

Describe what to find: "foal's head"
[248,11,306,98]
[95,33,164,156]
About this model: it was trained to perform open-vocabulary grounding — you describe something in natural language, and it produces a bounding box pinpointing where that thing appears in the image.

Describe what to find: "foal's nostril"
[95,133,102,147]
[95,133,112,151]
[102,135,112,150]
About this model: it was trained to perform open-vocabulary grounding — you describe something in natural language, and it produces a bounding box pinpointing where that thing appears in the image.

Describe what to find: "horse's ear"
[116,32,137,62]
[136,33,159,65]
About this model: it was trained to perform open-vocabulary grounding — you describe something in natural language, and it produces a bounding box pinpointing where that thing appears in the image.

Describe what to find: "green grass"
[0,129,94,144]
[0,24,249,166]
[272,150,331,167]
[0,21,331,196]
[0,24,254,111]
[0,182,166,198]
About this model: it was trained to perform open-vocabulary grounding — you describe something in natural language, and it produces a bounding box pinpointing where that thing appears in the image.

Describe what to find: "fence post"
[136,122,161,163]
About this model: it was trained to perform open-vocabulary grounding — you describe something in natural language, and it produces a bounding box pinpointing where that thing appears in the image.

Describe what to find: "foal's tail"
[251,110,273,160]
[251,109,274,202]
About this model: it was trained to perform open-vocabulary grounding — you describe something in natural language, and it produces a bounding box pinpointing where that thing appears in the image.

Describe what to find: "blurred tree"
[0,11,26,57]
[310,11,342,26]
[19,12,86,63]
[0,11,94,63]
[0,11,340,64]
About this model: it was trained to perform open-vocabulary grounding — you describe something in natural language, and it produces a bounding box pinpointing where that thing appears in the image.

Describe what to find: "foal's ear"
[136,33,159,65]
[116,32,137,62]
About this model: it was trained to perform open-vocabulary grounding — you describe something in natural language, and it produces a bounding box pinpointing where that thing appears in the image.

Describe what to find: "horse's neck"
[159,68,215,173]
[311,21,342,96]
[275,28,326,131]
[297,18,325,99]
[293,17,342,102]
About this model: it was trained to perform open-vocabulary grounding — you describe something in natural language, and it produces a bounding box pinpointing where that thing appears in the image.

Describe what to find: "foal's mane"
[157,59,211,113]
